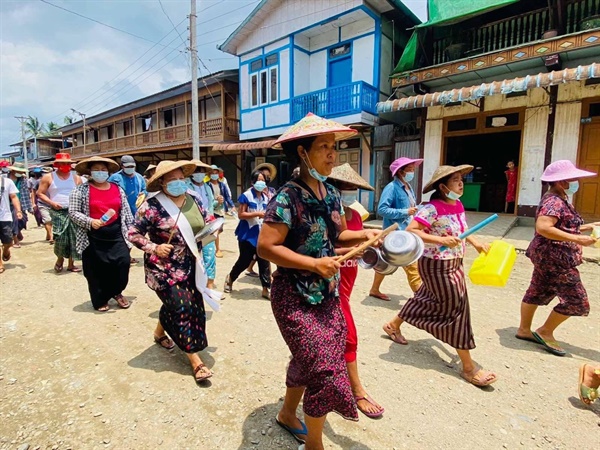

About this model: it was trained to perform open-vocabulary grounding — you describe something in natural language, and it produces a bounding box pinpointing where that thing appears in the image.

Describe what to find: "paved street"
[1,220,599,450]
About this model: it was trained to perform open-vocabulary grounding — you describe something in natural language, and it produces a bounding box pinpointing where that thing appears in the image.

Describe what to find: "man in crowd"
[36,153,82,273]
[0,161,22,274]
[109,155,146,263]
[7,163,33,247]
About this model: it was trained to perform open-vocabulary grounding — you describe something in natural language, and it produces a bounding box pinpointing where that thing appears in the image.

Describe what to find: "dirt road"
[1,223,598,450]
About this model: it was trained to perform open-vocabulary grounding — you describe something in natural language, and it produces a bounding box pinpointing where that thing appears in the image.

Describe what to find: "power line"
[39,0,181,51]
[158,0,188,48]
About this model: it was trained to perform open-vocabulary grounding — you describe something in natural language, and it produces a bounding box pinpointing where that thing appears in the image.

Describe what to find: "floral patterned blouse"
[127,192,207,291]
[413,199,468,260]
[264,180,344,305]
[526,192,583,269]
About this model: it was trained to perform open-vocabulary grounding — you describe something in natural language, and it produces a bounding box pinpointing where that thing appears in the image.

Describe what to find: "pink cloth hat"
[390,157,424,176]
[272,113,357,149]
[540,160,596,182]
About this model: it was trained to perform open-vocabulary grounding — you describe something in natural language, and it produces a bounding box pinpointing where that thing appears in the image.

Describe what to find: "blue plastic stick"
[439,213,499,251]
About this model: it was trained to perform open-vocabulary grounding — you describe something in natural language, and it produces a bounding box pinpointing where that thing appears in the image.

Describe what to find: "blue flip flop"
[532,331,567,357]
[275,417,307,444]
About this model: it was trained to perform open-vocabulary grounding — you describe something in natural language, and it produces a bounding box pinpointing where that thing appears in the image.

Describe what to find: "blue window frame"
[249,52,280,108]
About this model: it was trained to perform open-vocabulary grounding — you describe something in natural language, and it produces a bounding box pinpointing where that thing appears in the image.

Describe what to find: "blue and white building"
[218,0,418,210]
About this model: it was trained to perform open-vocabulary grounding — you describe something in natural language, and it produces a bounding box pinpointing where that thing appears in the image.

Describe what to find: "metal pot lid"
[195,217,225,242]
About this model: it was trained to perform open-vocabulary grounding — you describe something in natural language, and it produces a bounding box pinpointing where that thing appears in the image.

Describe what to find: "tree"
[25,116,45,138]
[46,121,60,135]
[64,115,74,125]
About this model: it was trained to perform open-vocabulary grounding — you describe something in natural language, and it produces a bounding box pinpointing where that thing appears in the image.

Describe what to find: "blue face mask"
[165,180,188,197]
[123,167,135,175]
[340,190,358,206]
[254,180,267,192]
[443,185,462,201]
[91,171,109,183]
[403,172,415,182]
[565,180,579,195]
[302,154,328,182]
[192,173,205,183]
[210,174,219,181]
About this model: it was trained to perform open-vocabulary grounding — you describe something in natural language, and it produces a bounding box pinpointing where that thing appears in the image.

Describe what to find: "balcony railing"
[68,117,239,156]
[431,0,599,65]
[291,81,378,123]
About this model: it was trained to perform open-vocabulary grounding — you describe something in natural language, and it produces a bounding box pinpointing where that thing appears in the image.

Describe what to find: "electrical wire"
[158,0,188,48]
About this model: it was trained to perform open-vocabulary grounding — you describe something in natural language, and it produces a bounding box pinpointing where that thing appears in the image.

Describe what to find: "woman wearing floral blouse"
[128,160,221,384]
[257,114,381,450]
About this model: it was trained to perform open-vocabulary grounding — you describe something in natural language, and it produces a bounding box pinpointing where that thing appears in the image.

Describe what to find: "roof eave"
[217,0,270,55]
[385,0,422,25]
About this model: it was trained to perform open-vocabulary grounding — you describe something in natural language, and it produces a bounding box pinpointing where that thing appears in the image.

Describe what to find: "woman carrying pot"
[382,165,497,388]
[128,160,222,384]
[69,156,134,311]
[516,160,598,356]
[258,113,381,450]
[369,157,423,301]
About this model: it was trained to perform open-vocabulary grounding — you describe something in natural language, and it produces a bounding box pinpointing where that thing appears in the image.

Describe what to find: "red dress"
[505,169,517,202]
[89,184,121,225]
[338,208,362,363]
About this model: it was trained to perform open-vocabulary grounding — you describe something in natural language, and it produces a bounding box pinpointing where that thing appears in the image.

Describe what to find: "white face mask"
[123,167,136,175]
[340,190,358,206]
[443,186,462,201]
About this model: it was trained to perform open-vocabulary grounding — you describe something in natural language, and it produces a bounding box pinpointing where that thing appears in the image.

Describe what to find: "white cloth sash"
[156,192,222,312]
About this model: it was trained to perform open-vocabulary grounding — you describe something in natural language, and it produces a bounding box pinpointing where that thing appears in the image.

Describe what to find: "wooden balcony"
[68,118,239,158]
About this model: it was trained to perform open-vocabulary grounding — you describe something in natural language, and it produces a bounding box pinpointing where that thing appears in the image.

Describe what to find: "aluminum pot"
[194,217,225,247]
[381,230,424,267]
[358,246,398,275]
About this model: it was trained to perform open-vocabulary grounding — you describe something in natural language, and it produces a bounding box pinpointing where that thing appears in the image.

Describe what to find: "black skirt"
[82,219,130,309]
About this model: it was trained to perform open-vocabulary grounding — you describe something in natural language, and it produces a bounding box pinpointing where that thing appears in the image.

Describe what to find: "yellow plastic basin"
[468,240,517,287]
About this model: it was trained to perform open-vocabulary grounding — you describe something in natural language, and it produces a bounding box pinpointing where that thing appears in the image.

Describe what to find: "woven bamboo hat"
[190,159,212,171]
[147,160,196,192]
[8,162,28,173]
[74,156,119,175]
[327,163,374,191]
[255,162,277,180]
[144,164,157,175]
[272,113,357,149]
[423,164,474,193]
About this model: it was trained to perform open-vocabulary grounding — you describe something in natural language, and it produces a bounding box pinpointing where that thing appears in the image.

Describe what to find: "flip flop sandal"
[67,267,82,273]
[0,267,5,274]
[54,264,63,273]
[245,271,260,278]
[532,331,567,356]
[579,363,599,405]
[370,292,390,301]
[115,295,130,309]
[193,363,213,383]
[275,417,307,444]
[383,323,408,345]
[355,394,385,418]
[154,335,175,350]
[223,275,232,293]
[461,367,498,387]
[97,305,110,312]
[515,334,540,344]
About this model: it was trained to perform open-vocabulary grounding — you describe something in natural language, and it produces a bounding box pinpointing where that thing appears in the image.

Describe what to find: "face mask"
[14,173,23,178]
[302,153,328,182]
[123,167,136,175]
[165,180,188,197]
[91,171,109,183]
[403,172,415,182]
[192,173,205,183]
[340,190,358,206]
[210,174,219,181]
[1,168,9,174]
[444,187,462,201]
[58,165,71,174]
[253,180,267,192]
[564,180,579,195]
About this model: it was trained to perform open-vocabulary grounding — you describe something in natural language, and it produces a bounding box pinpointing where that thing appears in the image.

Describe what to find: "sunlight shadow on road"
[567,396,600,417]
[127,345,217,377]
[496,327,600,361]
[236,402,282,449]
[360,295,408,311]
[323,421,373,450]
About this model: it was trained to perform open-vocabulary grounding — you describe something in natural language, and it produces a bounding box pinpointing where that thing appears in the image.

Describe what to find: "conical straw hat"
[327,163,374,191]
[272,113,357,149]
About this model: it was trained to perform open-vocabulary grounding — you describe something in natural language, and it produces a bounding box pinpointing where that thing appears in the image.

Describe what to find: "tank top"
[48,172,76,208]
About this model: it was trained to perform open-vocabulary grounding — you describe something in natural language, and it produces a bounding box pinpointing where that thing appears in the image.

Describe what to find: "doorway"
[445,131,521,213]
[575,102,600,221]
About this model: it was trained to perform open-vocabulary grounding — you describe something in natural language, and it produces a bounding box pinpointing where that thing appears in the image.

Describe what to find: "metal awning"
[211,140,277,151]
[378,63,599,113]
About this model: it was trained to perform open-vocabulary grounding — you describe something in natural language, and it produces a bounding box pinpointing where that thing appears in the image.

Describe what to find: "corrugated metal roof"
[60,70,238,133]
[378,63,600,112]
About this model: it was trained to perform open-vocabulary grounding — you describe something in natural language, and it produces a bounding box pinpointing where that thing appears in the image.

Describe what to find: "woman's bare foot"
[355,392,384,418]
[383,323,407,345]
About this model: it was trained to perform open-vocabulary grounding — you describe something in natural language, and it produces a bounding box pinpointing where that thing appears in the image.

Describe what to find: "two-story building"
[218,0,419,210]
[60,70,245,199]
[7,135,65,167]
[378,0,600,220]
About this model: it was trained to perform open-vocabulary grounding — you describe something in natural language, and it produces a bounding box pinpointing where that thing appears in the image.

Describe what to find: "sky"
[0,0,428,155]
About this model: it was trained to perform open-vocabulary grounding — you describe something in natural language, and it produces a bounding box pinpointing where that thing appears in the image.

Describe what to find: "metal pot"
[381,230,424,267]
[194,217,225,247]
[358,247,398,275]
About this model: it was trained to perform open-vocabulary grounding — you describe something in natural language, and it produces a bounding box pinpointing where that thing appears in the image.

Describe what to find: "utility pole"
[190,0,200,160]
[71,108,86,153]
[14,116,29,171]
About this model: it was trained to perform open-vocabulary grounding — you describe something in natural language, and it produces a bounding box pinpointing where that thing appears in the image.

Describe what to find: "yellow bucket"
[468,240,517,287]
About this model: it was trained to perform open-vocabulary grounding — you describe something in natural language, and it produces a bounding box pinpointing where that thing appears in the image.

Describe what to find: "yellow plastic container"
[468,240,517,287]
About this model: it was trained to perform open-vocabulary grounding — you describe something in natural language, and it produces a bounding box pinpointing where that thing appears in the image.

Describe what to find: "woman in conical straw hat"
[327,163,384,419]
[257,114,382,449]
[382,164,497,388]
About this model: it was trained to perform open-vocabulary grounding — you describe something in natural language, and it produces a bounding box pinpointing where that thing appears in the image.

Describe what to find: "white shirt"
[0,177,18,222]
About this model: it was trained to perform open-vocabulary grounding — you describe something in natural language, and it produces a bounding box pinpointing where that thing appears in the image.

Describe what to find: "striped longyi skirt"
[399,257,475,350]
